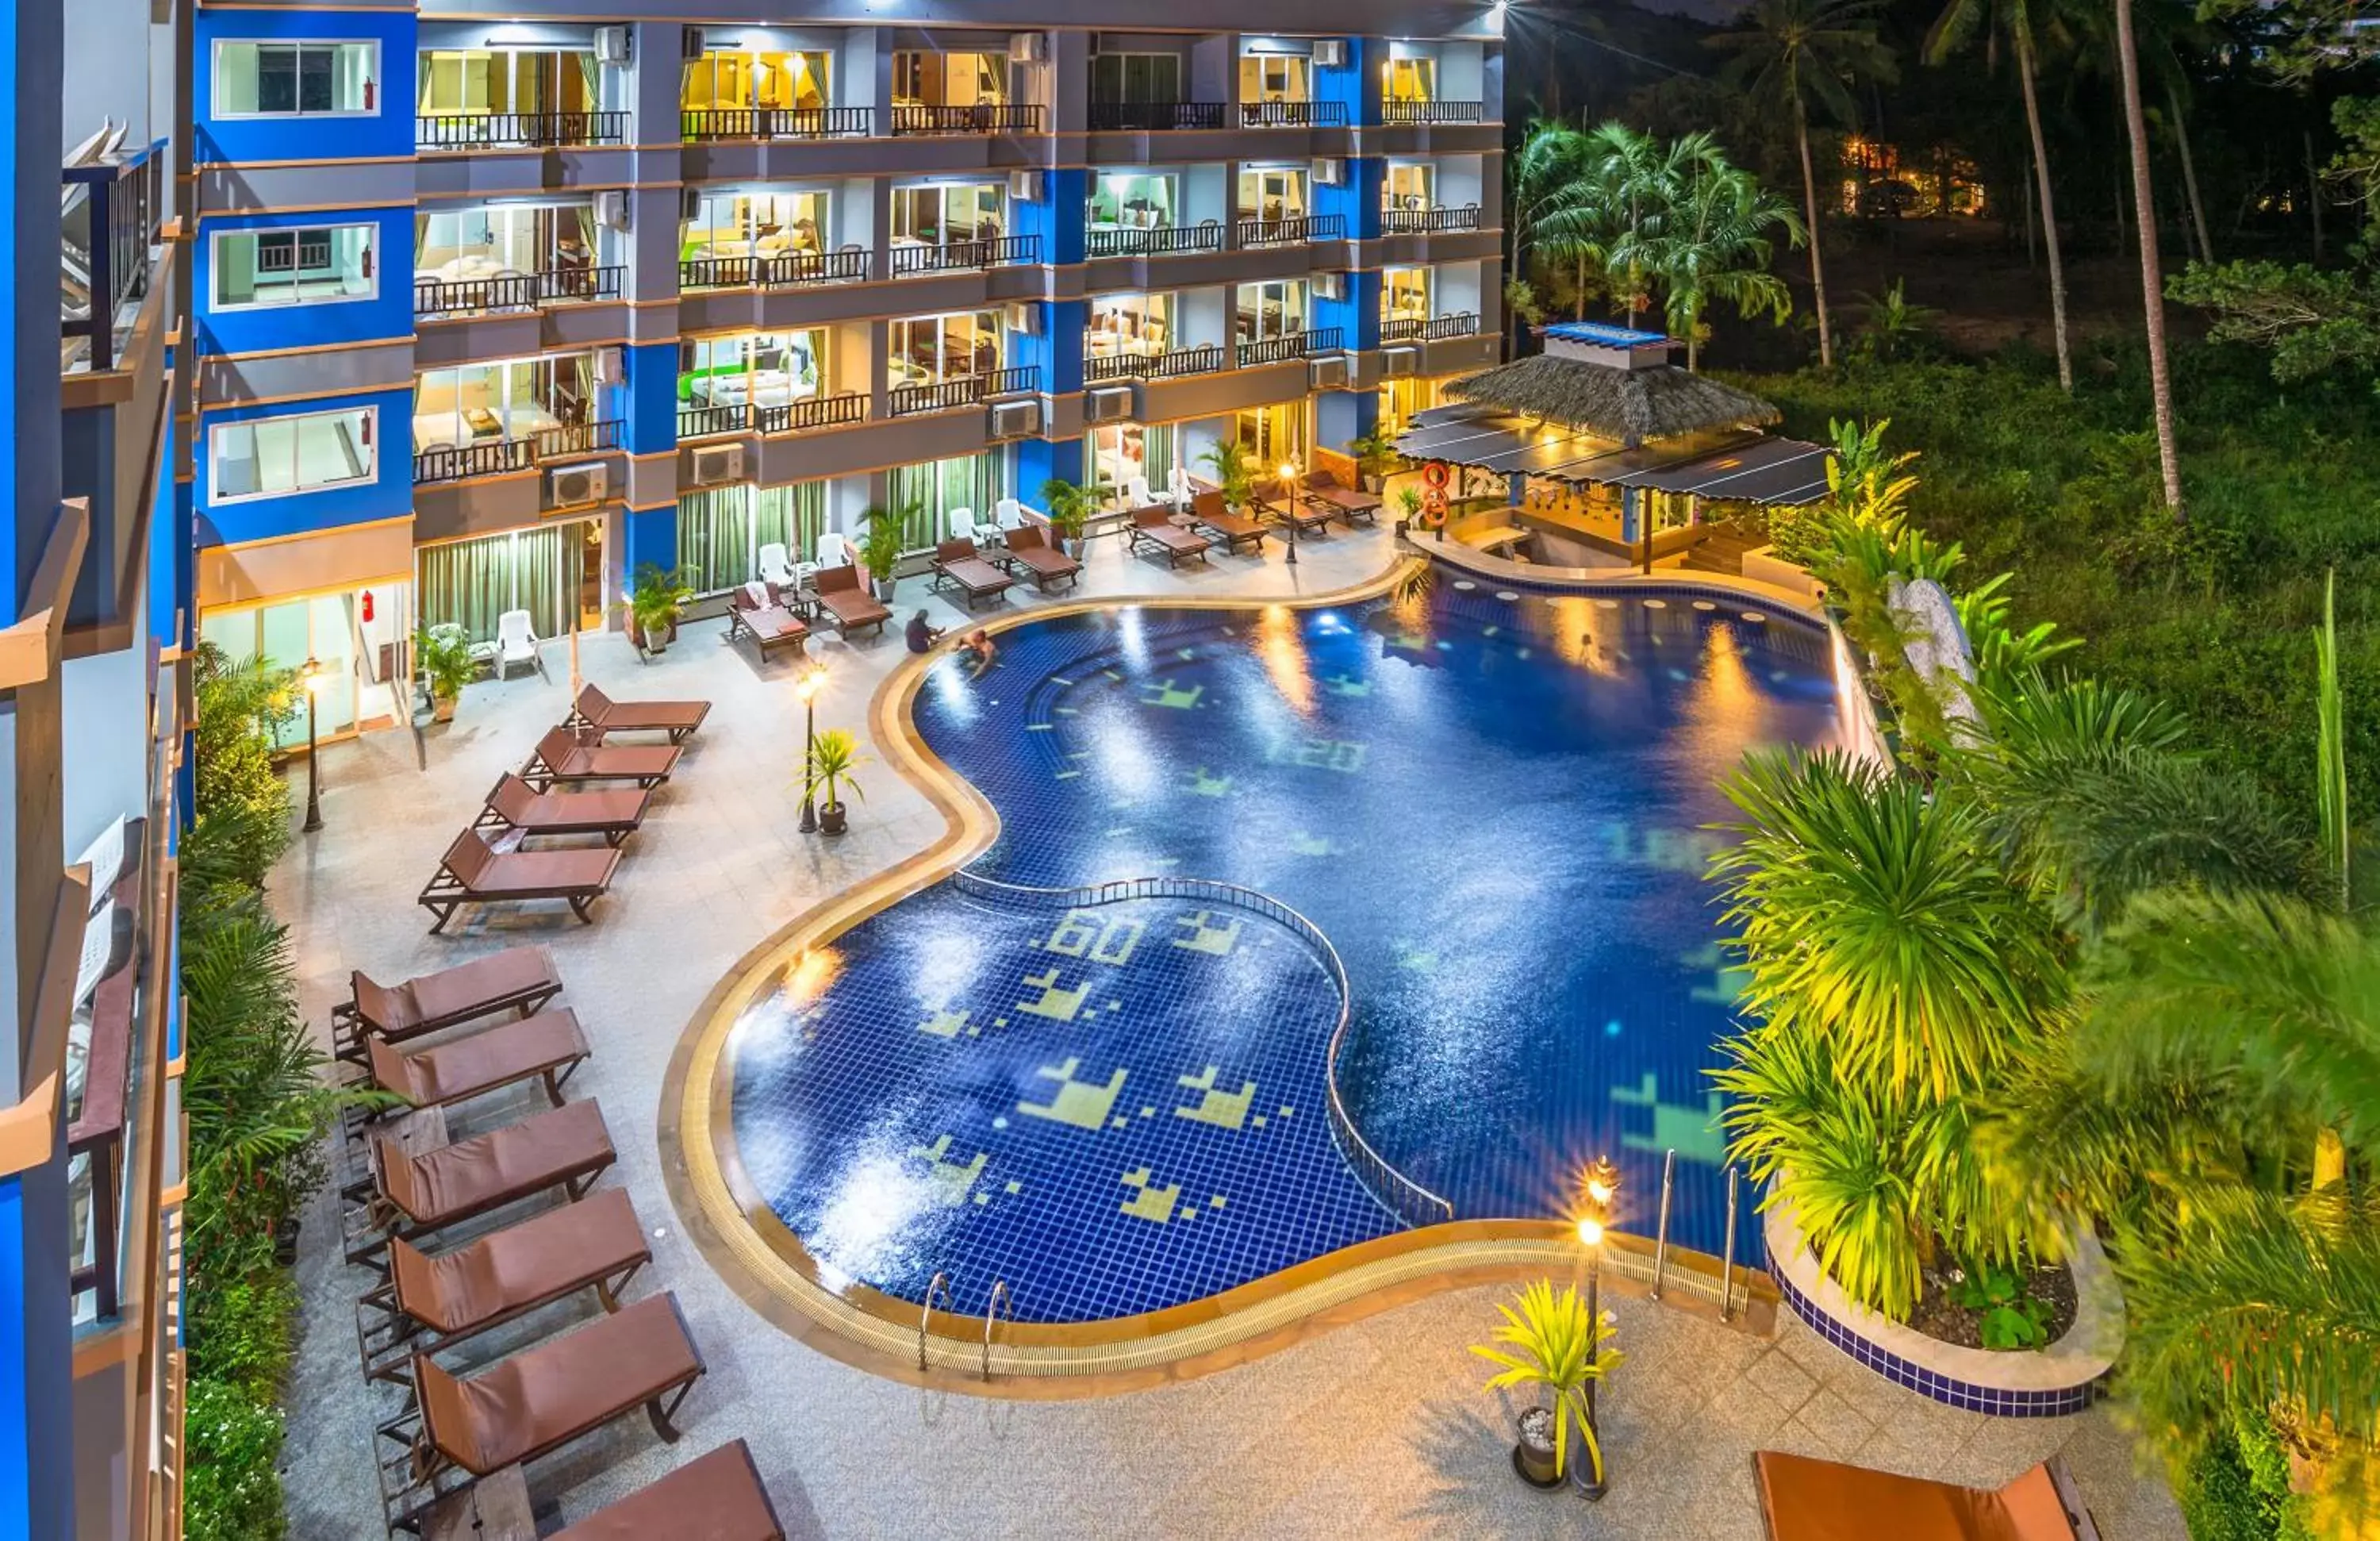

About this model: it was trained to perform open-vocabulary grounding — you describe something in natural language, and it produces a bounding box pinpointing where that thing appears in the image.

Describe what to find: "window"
[210,406,376,501]
[1088,53,1180,105]
[1087,421,1177,494]
[1235,280,1308,344]
[1378,376,1446,435]
[1384,162,1435,212]
[413,353,595,454]
[418,49,597,115]
[676,482,826,591]
[679,330,826,409]
[1087,171,1178,232]
[415,203,595,282]
[891,183,1004,248]
[1231,402,1307,468]
[1384,266,1433,322]
[1086,293,1174,359]
[887,452,1004,550]
[892,52,1007,109]
[215,40,378,117]
[1238,166,1309,222]
[681,190,829,263]
[1382,56,1437,103]
[683,50,829,112]
[213,225,375,309]
[890,312,1003,387]
[1238,53,1309,104]
[416,521,604,646]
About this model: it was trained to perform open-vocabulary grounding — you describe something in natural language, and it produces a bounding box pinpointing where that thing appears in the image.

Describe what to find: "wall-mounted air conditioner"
[1312,271,1345,302]
[681,27,706,60]
[1381,346,1420,377]
[1312,40,1345,67]
[594,347,623,384]
[681,187,703,221]
[595,190,631,232]
[1008,169,1042,202]
[1309,355,1349,389]
[1008,33,1046,63]
[595,26,631,64]
[1086,386,1134,424]
[691,444,744,486]
[549,463,608,507]
[1004,302,1042,336]
[1312,157,1345,186]
[988,398,1044,440]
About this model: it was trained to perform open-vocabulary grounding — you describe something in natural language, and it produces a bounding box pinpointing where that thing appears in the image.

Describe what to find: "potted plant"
[1196,438,1256,513]
[1346,432,1399,494]
[800,727,871,835]
[1040,477,1096,558]
[1396,485,1426,536]
[858,504,908,604]
[1470,1279,1622,1496]
[413,623,474,724]
[627,562,694,656]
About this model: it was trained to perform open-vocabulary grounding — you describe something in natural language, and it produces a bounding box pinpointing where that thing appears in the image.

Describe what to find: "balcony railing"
[1234,213,1347,248]
[416,112,629,149]
[1240,100,1349,129]
[680,106,873,141]
[1087,101,1227,132]
[413,265,623,317]
[1236,328,1342,367]
[1084,344,1226,384]
[414,418,622,483]
[1380,203,1483,235]
[889,103,1043,136]
[889,234,1040,277]
[1380,311,1480,344]
[678,403,743,440]
[62,137,163,374]
[679,248,872,290]
[1381,100,1486,125]
[1085,221,1226,259]
[759,391,868,433]
[889,366,1038,417]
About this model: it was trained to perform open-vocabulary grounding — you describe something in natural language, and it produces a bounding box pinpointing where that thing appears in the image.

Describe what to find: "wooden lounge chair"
[1303,470,1383,525]
[523,726,680,790]
[1258,490,1335,536]
[812,563,892,638]
[391,1293,704,1502]
[475,774,650,848]
[352,1098,616,1263]
[365,1007,590,1116]
[1129,506,1212,567]
[1754,1451,2098,1541]
[358,1189,651,1383]
[567,682,710,744]
[726,586,811,661]
[1189,491,1269,555]
[334,947,562,1066]
[552,1439,786,1541]
[997,525,1081,592]
[929,538,1015,610]
[419,829,620,934]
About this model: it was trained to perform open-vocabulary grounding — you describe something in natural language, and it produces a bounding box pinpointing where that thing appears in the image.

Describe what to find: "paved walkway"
[272,526,2184,1538]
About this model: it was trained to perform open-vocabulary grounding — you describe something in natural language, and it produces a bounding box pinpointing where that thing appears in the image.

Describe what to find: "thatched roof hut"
[1443,353,1780,444]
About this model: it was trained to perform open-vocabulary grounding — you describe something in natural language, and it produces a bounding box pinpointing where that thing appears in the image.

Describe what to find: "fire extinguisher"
[361,590,375,624]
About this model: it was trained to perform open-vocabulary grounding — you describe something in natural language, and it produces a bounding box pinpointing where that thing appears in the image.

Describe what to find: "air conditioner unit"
[1312,39,1345,67]
[680,187,703,221]
[1008,32,1046,63]
[548,463,608,507]
[1086,386,1134,423]
[1004,302,1042,336]
[1381,345,1421,377]
[681,26,706,60]
[595,25,631,64]
[1312,157,1345,186]
[988,398,1044,440]
[1308,355,1349,390]
[594,347,623,384]
[690,443,745,486]
[596,190,631,232]
[1008,169,1042,202]
[1312,271,1345,302]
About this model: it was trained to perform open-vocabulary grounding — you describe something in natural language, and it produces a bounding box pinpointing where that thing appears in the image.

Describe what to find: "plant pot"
[819,801,849,835]
[1571,1453,1609,1501]
[431,694,458,724]
[641,624,669,655]
[1512,1407,1563,1489]
[871,577,898,604]
[1060,536,1085,560]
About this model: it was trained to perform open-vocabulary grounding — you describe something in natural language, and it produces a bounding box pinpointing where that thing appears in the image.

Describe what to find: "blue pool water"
[724,578,1843,1323]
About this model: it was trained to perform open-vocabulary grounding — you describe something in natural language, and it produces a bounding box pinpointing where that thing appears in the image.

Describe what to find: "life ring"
[1422,461,1451,490]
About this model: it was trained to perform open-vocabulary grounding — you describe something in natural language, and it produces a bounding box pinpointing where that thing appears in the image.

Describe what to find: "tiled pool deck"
[271,525,2186,1537]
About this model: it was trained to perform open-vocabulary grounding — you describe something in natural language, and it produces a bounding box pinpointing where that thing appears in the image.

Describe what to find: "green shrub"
[183,1377,286,1541]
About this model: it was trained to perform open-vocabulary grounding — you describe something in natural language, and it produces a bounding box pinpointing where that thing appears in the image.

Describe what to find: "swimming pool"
[722,574,1844,1326]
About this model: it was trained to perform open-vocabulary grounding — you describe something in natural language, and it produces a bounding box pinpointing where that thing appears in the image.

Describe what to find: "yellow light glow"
[1277,461,1297,482]
[1576,1217,1604,1247]
[796,667,828,702]
[1586,1177,1614,1207]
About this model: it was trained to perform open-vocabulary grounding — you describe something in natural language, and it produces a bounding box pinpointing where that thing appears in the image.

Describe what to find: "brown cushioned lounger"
[359,1188,650,1382]
[726,587,811,660]
[406,1292,704,1484]
[1130,505,1212,567]
[551,1439,786,1541]
[997,525,1081,591]
[1754,1451,2096,1541]
[334,947,561,1064]
[812,563,892,637]
[357,1098,616,1262]
[476,773,651,847]
[1189,491,1269,555]
[1303,470,1384,524]
[523,726,680,790]
[419,829,620,934]
[929,538,1015,610]
[366,1006,589,1114]
[1258,490,1335,536]
[569,682,711,743]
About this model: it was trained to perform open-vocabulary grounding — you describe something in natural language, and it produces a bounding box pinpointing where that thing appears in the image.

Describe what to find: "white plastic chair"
[993,498,1029,532]
[815,531,851,569]
[950,507,980,544]
[1166,465,1193,509]
[1124,475,1154,509]
[758,542,797,590]
[495,609,543,681]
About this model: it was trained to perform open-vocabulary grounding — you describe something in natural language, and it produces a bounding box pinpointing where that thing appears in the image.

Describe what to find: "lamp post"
[795,664,827,834]
[1574,1154,1622,1499]
[299,656,326,832]
[1277,459,1299,566]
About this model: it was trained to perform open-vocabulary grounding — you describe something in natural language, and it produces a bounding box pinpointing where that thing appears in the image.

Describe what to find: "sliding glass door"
[676,482,827,592]
[887,453,1004,551]
[416,518,601,645]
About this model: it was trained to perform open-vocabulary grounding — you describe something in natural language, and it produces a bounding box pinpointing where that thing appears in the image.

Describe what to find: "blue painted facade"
[191,206,416,359]
[190,8,417,166]
[193,385,415,548]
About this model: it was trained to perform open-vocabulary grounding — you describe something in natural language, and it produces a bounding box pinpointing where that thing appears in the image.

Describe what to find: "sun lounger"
[394,1293,704,1499]
[523,726,680,790]
[726,586,811,661]
[366,1007,589,1117]
[1754,1451,2098,1541]
[1257,491,1334,536]
[552,1439,786,1541]
[1303,471,1384,525]
[812,563,892,638]
[929,538,1015,610]
[1189,491,1269,555]
[567,682,710,744]
[996,525,1081,592]
[358,1187,651,1382]
[1129,505,1212,567]
[419,829,620,933]
[353,1098,615,1265]
[334,947,562,1066]
[475,774,650,848]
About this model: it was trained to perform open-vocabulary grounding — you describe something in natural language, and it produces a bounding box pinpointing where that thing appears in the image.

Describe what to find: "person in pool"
[905,609,943,655]
[958,628,998,679]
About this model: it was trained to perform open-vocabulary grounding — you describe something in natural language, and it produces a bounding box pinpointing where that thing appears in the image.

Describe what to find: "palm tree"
[1710,0,1896,370]
[1923,0,2079,390]
[2113,0,2187,517]
[1507,120,1591,314]
[1530,121,1675,324]
[1610,156,1805,370]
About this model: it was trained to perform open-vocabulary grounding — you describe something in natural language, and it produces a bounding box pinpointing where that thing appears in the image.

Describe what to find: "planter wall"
[1741,545,1821,599]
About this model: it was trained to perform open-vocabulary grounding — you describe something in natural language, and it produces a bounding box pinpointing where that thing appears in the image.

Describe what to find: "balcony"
[1381,100,1485,125]
[679,392,869,439]
[1084,344,1226,385]
[413,266,623,317]
[1236,328,1342,367]
[413,418,623,484]
[1087,102,1227,132]
[1240,101,1349,129]
[416,112,630,150]
[1380,311,1480,344]
[1085,222,1226,259]
[678,249,871,291]
[1235,213,1347,248]
[889,234,1041,278]
[889,366,1039,417]
[889,104,1043,136]
[681,106,873,141]
[62,137,163,375]
[1380,203,1482,235]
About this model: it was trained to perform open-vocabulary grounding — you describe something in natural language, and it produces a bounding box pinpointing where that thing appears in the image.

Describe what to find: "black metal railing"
[1084,344,1226,384]
[1380,311,1480,344]
[889,366,1038,417]
[678,403,743,440]
[758,391,868,433]
[680,106,874,141]
[1380,99,1485,125]
[889,233,1040,277]
[1085,221,1225,259]
[1240,100,1349,128]
[1086,101,1226,132]
[62,138,163,373]
[1380,202,1482,234]
[1236,328,1342,367]
[413,418,621,484]
[1234,213,1347,248]
[679,249,871,290]
[534,418,621,459]
[416,112,628,149]
[888,103,1043,136]
[413,265,623,317]
[1083,352,1147,386]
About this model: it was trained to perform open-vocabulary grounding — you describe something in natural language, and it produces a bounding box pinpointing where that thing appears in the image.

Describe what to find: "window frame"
[212,38,382,121]
[210,221,380,312]
[208,405,380,505]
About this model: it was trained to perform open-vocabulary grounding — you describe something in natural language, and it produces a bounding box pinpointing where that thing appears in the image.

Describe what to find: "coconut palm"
[1610,157,1804,370]
[1529,121,1676,323]
[1710,0,1896,370]
[2113,0,2186,517]
[1508,120,1592,314]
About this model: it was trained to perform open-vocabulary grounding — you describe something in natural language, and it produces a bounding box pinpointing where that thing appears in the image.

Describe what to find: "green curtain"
[515,523,569,640]
[887,455,1004,550]
[756,482,825,561]
[417,533,514,646]
[677,487,754,593]
[887,462,935,550]
[1142,426,1176,494]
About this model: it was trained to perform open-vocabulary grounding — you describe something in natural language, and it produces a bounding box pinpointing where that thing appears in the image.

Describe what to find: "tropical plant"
[2113,0,2186,517]
[1608,152,1803,371]
[1508,120,1594,303]
[1824,416,1921,528]
[1503,276,1549,329]
[412,623,475,705]
[1345,433,1399,490]
[625,563,694,640]
[1397,485,1426,524]
[1468,1280,1624,1481]
[801,727,871,812]
[1710,0,1898,369]
[190,643,296,886]
[1852,280,1939,363]
[1946,1255,2052,1349]
[1038,478,1097,544]
[857,505,909,585]
[1529,121,1665,322]
[1197,437,1257,511]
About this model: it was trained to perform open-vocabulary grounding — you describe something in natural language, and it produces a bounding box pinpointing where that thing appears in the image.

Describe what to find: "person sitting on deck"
[906,610,944,655]
[958,628,998,680]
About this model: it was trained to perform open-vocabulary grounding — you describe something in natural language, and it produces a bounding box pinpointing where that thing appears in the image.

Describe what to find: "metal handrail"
[1083,344,1226,384]
[1380,99,1485,125]
[889,378,983,417]
[1379,312,1480,344]
[1234,213,1347,248]
[981,1282,1009,1381]
[680,106,873,141]
[758,392,868,433]
[416,111,628,149]
[413,265,621,317]
[943,868,1454,1228]
[680,248,870,290]
[1239,100,1349,128]
[889,233,1040,277]
[918,1271,951,1370]
[1088,101,1226,132]
[1236,328,1342,368]
[888,103,1043,136]
[1084,221,1225,259]
[1379,203,1482,235]
[677,403,743,440]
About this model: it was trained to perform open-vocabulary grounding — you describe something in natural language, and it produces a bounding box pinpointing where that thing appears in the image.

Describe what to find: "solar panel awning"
[1393,412,1829,507]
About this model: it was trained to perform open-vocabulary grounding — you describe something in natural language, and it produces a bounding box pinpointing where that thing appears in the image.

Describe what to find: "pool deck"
[271,523,2185,1539]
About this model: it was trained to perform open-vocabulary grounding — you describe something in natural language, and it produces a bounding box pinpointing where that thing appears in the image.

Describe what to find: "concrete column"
[1049,29,1088,133]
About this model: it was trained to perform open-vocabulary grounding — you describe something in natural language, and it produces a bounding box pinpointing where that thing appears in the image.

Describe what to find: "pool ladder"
[916,1273,1012,1382]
